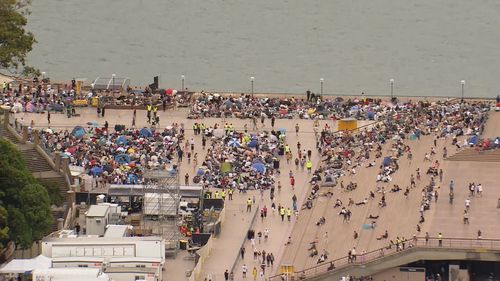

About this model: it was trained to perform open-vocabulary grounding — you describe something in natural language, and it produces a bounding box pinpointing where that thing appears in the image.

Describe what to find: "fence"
[268,237,500,281]
[188,235,214,281]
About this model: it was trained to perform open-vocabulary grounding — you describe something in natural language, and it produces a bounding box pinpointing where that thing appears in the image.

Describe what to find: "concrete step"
[0,126,20,144]
[447,149,500,162]
[37,171,69,194]
[50,210,65,233]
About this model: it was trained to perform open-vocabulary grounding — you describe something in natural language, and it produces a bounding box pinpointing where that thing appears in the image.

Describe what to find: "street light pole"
[250,76,255,98]
[112,73,116,92]
[320,78,324,96]
[181,75,185,91]
[389,78,394,99]
[461,80,465,101]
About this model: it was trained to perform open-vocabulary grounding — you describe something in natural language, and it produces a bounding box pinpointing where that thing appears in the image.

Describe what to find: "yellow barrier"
[72,100,88,106]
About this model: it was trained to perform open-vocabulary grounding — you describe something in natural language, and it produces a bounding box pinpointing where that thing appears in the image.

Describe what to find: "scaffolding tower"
[143,169,180,257]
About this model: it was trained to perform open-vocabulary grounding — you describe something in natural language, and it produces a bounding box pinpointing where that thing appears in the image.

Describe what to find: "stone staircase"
[446,148,500,162]
[0,125,69,232]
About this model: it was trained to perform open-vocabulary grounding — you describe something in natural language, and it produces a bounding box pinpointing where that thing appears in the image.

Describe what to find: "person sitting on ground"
[390,185,401,192]
[368,214,379,219]
[327,261,335,271]
[334,199,343,208]
[285,236,292,245]
[353,231,359,239]
[317,253,327,264]
[309,248,318,257]
[316,216,326,226]
[376,230,389,240]
[367,160,376,168]
[355,198,368,206]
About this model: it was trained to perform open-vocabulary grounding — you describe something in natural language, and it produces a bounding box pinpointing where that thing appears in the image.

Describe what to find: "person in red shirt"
[290,176,295,189]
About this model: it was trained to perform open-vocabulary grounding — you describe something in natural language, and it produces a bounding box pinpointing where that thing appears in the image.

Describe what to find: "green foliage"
[42,182,65,206]
[0,139,53,249]
[0,206,9,250]
[0,0,37,72]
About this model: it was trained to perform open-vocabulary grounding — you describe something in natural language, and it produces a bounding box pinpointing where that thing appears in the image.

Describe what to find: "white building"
[85,205,110,236]
[42,236,165,281]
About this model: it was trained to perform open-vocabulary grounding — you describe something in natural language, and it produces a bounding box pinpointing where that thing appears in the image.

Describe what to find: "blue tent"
[228,138,241,147]
[139,127,152,138]
[252,162,266,174]
[90,166,103,175]
[468,135,478,145]
[71,126,86,138]
[115,154,131,164]
[248,139,258,148]
[383,156,392,167]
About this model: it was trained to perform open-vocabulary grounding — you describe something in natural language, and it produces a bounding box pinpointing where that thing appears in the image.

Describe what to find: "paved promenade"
[13,105,499,281]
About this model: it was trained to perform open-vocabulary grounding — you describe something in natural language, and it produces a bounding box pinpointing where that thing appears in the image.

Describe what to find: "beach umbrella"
[71,126,86,139]
[128,174,138,184]
[139,127,152,137]
[468,135,478,145]
[90,166,103,175]
[248,139,258,148]
[115,154,131,164]
[382,156,392,167]
[116,135,128,145]
[66,146,78,154]
[251,162,266,174]
[103,164,114,173]
[166,89,174,95]
[228,138,241,147]
[220,162,232,173]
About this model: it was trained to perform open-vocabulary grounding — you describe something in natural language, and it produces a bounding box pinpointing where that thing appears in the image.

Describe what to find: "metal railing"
[269,237,500,281]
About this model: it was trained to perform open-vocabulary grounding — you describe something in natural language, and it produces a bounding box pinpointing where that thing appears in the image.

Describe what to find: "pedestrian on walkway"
[242,264,247,279]
[280,207,285,222]
[246,198,252,212]
[252,266,257,280]
[438,232,443,247]
[240,246,246,259]
[224,269,229,281]
[287,208,292,221]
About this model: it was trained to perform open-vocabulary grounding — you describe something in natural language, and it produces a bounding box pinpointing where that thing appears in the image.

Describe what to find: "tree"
[0,0,37,74]
[0,139,52,249]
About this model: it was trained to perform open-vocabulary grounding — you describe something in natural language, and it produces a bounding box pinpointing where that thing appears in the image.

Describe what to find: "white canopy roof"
[0,255,51,274]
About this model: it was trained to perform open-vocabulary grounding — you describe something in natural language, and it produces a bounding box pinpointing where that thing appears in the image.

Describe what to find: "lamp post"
[320,78,324,96]
[389,78,394,99]
[181,75,185,91]
[250,76,255,98]
[112,73,116,92]
[460,80,465,101]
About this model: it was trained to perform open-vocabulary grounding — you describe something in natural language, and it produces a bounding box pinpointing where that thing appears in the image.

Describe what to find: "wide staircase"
[269,237,500,281]
[446,148,500,162]
[0,125,69,232]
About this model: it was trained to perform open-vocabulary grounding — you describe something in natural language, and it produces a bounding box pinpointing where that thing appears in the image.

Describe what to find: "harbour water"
[27,0,500,97]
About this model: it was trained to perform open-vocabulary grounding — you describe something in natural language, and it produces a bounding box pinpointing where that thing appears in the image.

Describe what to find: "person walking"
[280,207,285,222]
[287,208,292,221]
[224,269,229,281]
[242,264,247,279]
[438,232,443,247]
[246,198,252,212]
[252,266,257,280]
[240,246,246,259]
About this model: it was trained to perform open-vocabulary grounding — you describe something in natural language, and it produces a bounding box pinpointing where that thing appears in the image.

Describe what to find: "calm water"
[27,0,500,97]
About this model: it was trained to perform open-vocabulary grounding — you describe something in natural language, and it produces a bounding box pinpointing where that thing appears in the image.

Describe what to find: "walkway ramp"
[269,238,500,281]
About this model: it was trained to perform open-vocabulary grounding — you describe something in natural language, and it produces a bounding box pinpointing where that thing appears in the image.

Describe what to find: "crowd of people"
[287,98,491,278]
[188,92,392,121]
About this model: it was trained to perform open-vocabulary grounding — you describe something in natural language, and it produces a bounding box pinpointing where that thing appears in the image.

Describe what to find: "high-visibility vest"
[280,208,285,215]
[221,191,226,198]
[247,199,252,206]
[287,209,292,216]
[147,105,152,111]
[306,161,312,168]
[214,191,219,199]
